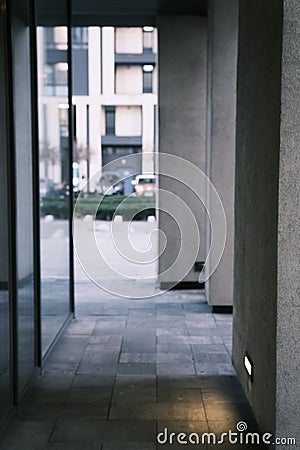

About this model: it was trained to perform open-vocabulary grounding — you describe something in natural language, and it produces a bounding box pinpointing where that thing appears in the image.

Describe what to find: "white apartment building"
[37,26,158,192]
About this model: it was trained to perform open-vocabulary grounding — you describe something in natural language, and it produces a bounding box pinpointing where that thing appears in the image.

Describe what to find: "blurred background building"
[37,26,158,192]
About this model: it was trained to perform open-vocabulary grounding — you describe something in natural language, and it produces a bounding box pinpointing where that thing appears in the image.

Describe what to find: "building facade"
[37,26,158,192]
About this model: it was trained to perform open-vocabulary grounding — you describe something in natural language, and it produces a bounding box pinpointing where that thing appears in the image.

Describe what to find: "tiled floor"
[0,287,264,449]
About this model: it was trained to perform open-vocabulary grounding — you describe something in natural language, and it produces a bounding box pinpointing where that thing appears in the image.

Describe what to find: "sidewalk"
[0,283,262,449]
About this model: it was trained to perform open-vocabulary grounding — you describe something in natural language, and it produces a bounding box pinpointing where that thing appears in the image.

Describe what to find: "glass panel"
[105,106,115,135]
[143,30,152,50]
[143,71,152,93]
[10,0,35,393]
[37,0,71,355]
[0,3,13,421]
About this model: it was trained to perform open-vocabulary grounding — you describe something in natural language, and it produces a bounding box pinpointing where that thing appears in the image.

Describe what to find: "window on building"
[72,27,88,48]
[143,26,153,50]
[143,65,153,93]
[105,106,116,135]
[53,27,68,50]
[45,62,68,96]
[59,106,69,138]
[45,28,55,47]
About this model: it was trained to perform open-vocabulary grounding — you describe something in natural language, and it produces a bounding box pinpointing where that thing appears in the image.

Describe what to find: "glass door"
[0,0,13,423]
[36,0,73,356]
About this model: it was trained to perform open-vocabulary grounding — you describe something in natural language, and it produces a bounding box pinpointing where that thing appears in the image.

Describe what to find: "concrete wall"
[232,0,282,435]
[205,0,238,307]
[276,0,300,444]
[158,16,207,286]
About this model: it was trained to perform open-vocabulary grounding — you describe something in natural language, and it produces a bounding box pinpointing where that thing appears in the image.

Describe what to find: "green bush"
[41,194,156,221]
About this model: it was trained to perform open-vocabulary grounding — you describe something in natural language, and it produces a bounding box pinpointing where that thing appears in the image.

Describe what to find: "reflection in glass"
[0,7,12,420]
[37,25,71,355]
[10,0,35,394]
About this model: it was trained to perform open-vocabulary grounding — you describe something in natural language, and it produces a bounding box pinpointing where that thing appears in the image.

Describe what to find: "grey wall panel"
[232,0,282,435]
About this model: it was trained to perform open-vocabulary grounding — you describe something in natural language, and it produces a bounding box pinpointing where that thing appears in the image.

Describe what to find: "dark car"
[96,172,124,195]
[39,178,56,198]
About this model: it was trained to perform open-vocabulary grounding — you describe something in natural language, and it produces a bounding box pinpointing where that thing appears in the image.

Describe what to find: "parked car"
[96,172,124,195]
[53,181,81,199]
[39,178,56,198]
[131,174,156,196]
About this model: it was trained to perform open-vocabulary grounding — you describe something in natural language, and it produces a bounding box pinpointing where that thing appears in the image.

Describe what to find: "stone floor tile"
[96,315,127,322]
[121,341,156,353]
[193,353,231,364]
[157,376,206,389]
[191,344,228,354]
[58,403,110,419]
[0,445,51,450]
[157,343,192,353]
[126,320,157,328]
[115,374,156,386]
[116,363,157,376]
[102,442,155,450]
[51,418,156,442]
[156,353,193,364]
[157,387,202,403]
[43,362,79,376]
[65,319,97,335]
[72,374,115,389]
[94,321,126,331]
[119,352,157,363]
[81,351,120,364]
[204,402,256,423]
[0,418,55,445]
[195,363,236,376]
[66,387,113,403]
[109,402,206,421]
[0,287,262,450]
[113,375,157,402]
[89,336,123,347]
[46,444,102,450]
[156,363,196,376]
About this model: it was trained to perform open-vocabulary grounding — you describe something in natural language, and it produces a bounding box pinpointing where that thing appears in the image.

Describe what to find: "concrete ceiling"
[37,0,208,26]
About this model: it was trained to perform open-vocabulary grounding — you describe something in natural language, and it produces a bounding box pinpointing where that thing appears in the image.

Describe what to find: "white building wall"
[75,103,88,187]
[115,66,143,94]
[115,28,143,54]
[53,27,67,49]
[100,107,106,136]
[102,27,115,95]
[89,104,102,187]
[115,106,142,136]
[152,28,158,53]
[88,27,101,95]
[152,66,158,94]
[142,101,155,173]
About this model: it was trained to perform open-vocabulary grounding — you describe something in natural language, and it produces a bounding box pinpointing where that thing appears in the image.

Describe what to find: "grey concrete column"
[276,0,300,444]
[232,0,300,443]
[205,0,238,308]
[158,16,207,288]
